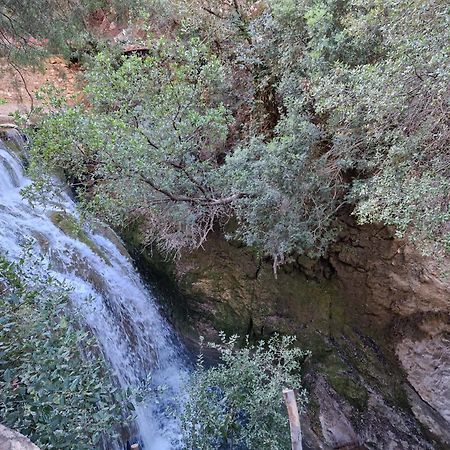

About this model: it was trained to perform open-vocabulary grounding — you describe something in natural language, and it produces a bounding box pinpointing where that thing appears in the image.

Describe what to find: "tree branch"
[138,170,247,206]
[201,7,225,20]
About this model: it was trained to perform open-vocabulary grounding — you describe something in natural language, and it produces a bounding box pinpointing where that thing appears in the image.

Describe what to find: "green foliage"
[304,0,450,254]
[0,250,130,449]
[28,0,450,267]
[234,0,450,260]
[223,129,341,266]
[0,0,85,64]
[181,333,309,449]
[0,0,145,65]
[29,37,232,255]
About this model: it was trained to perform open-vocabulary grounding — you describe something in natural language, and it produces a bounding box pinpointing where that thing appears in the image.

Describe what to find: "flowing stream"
[0,131,186,449]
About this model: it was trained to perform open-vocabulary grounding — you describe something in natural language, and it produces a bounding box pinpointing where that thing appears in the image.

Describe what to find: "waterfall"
[0,132,186,450]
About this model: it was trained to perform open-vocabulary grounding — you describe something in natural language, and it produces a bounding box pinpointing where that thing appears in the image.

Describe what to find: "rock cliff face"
[0,425,40,450]
[330,220,450,447]
[127,218,449,449]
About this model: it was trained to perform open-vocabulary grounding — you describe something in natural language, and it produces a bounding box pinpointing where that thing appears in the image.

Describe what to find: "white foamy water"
[0,134,185,449]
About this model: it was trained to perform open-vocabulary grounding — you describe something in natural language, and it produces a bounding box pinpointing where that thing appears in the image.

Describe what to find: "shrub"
[0,250,131,449]
[181,333,309,450]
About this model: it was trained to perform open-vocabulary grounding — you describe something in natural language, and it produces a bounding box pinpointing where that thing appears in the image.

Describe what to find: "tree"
[28,0,450,268]
[224,0,450,260]
[0,0,147,66]
[0,0,88,64]
[181,333,309,450]
[28,37,240,255]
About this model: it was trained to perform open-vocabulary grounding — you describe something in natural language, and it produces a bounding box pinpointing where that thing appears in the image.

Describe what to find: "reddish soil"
[0,57,81,124]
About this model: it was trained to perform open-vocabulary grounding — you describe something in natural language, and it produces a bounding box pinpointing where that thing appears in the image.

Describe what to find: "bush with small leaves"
[181,333,309,450]
[0,250,132,449]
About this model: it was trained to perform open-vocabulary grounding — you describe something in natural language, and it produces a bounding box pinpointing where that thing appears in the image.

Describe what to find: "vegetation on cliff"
[1,1,449,448]
[24,0,450,270]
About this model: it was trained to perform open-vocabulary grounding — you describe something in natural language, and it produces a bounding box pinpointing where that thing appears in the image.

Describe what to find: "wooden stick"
[283,388,303,450]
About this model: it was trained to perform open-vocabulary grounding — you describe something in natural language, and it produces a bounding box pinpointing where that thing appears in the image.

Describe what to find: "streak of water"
[0,134,185,449]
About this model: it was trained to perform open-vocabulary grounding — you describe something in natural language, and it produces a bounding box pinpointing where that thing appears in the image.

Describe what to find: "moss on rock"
[121,227,438,449]
[50,211,110,264]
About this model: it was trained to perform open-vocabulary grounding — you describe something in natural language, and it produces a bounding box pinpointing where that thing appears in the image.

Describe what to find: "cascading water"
[0,131,186,449]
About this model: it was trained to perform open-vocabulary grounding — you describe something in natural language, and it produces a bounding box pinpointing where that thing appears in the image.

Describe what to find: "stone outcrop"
[0,425,40,450]
[128,218,450,449]
[330,220,450,447]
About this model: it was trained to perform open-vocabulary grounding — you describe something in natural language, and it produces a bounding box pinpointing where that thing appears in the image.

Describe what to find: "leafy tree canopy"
[27,0,450,268]
[0,0,145,65]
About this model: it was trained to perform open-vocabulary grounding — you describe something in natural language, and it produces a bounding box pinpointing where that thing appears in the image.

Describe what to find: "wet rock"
[396,327,450,441]
[314,376,359,448]
[404,385,450,446]
[126,218,450,449]
[330,220,450,447]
